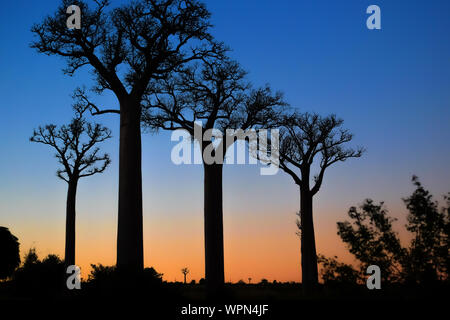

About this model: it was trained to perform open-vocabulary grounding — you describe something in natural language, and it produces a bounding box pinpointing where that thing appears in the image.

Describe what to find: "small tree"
[0,227,20,280]
[277,112,364,291]
[317,255,362,285]
[30,109,111,266]
[322,177,449,285]
[403,176,449,283]
[181,267,189,284]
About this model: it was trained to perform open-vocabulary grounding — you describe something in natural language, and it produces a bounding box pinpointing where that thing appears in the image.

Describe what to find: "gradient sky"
[0,0,449,282]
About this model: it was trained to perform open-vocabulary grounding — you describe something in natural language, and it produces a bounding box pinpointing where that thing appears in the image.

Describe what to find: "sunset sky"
[0,0,449,283]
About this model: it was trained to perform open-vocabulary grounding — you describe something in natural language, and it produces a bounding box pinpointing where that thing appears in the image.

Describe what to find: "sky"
[0,0,449,283]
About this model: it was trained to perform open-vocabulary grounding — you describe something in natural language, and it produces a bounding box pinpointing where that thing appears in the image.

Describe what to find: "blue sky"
[0,0,449,281]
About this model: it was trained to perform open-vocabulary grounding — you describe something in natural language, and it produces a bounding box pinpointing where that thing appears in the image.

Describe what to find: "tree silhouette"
[13,250,66,295]
[181,267,189,284]
[30,109,111,266]
[337,199,405,283]
[31,0,220,272]
[321,177,449,285]
[276,112,364,292]
[0,227,20,280]
[317,255,362,285]
[403,176,449,283]
[143,54,286,295]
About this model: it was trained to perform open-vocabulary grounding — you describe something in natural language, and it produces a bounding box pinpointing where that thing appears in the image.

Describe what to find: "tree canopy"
[0,227,20,280]
[30,109,111,182]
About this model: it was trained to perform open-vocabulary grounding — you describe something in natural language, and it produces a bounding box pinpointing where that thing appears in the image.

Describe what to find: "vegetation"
[319,177,450,286]
[0,227,20,280]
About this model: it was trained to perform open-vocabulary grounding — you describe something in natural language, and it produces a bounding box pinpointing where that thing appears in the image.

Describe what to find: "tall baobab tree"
[30,109,111,267]
[181,267,189,284]
[277,113,364,292]
[31,0,220,271]
[143,54,286,295]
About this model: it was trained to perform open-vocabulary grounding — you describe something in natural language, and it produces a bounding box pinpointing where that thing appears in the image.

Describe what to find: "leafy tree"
[322,177,449,285]
[0,227,20,280]
[276,113,363,291]
[30,109,111,266]
[31,0,220,271]
[403,176,449,283]
[181,267,189,284]
[143,54,285,294]
[337,199,406,283]
[87,264,163,293]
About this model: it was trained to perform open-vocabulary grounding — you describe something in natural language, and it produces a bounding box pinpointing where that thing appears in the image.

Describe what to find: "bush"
[13,249,65,296]
[86,264,164,296]
[0,226,20,280]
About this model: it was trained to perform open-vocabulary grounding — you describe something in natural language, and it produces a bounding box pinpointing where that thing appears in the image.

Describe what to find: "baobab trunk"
[300,188,318,293]
[203,163,225,297]
[117,102,144,272]
[65,179,78,267]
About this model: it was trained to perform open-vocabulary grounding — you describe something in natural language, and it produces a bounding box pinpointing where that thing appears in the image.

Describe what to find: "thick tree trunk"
[300,187,318,293]
[116,103,144,272]
[203,163,225,297]
[65,179,78,267]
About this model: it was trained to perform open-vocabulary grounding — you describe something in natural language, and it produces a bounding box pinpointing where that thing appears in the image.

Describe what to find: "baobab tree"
[30,109,111,267]
[31,0,221,271]
[277,113,364,292]
[143,54,286,295]
[181,267,189,284]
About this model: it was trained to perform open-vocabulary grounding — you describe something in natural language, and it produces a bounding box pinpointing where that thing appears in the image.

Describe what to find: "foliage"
[87,264,163,292]
[13,249,65,295]
[317,255,362,285]
[319,177,449,285]
[336,199,405,282]
[0,227,21,280]
[403,176,449,283]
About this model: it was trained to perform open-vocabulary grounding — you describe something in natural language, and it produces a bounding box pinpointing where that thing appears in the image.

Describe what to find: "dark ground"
[0,280,448,318]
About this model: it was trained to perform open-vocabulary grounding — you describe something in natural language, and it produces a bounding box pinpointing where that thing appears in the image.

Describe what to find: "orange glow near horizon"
[7,203,412,283]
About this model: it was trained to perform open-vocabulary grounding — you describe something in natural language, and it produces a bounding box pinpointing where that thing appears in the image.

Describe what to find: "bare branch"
[278,112,364,194]
[31,107,112,183]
